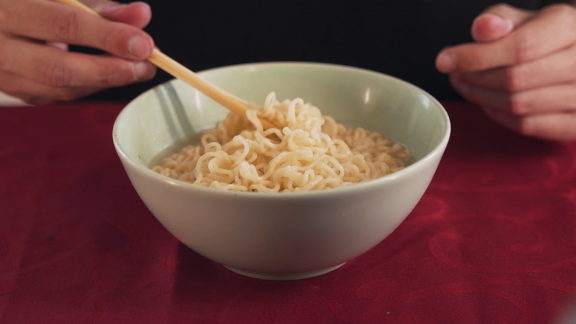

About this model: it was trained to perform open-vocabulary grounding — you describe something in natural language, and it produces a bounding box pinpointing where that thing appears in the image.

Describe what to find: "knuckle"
[551,4,576,29]
[512,33,535,63]
[543,3,573,15]
[98,30,116,53]
[54,87,81,101]
[23,96,53,106]
[459,50,484,71]
[516,117,536,137]
[0,9,8,30]
[21,96,40,105]
[50,11,79,42]
[570,47,576,70]
[502,66,526,91]
[97,64,132,87]
[544,4,576,28]
[38,60,72,87]
[0,2,16,32]
[0,50,8,71]
[101,69,123,87]
[508,93,530,115]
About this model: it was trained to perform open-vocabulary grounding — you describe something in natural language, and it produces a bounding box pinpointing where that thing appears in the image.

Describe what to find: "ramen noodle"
[151,92,411,192]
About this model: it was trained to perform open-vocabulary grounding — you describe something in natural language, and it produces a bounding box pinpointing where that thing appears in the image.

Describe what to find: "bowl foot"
[224,263,346,280]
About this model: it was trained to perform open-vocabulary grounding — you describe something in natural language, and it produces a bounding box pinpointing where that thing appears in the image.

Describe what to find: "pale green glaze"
[116,62,448,169]
[113,62,450,280]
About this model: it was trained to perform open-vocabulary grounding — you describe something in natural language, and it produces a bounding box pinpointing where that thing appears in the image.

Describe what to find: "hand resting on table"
[0,0,156,105]
[437,3,576,142]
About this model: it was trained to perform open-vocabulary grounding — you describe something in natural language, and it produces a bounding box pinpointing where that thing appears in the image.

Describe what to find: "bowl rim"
[113,61,451,199]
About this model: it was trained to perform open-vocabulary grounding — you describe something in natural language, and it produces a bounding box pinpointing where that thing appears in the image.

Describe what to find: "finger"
[0,0,154,60]
[0,70,103,105]
[97,2,152,29]
[450,76,576,115]
[0,37,156,88]
[80,0,152,28]
[46,41,68,51]
[482,107,576,142]
[80,0,120,11]
[437,4,576,73]
[452,44,576,92]
[471,4,535,42]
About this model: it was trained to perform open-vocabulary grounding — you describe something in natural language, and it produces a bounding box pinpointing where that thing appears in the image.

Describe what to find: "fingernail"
[96,3,125,15]
[128,36,152,59]
[437,52,456,73]
[46,41,68,51]
[483,13,513,33]
[133,61,152,81]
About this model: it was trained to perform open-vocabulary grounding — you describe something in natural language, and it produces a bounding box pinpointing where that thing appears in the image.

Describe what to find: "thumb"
[79,0,120,12]
[471,4,536,42]
[81,0,152,29]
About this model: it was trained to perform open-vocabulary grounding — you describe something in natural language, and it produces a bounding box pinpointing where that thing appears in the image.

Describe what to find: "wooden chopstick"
[51,0,276,130]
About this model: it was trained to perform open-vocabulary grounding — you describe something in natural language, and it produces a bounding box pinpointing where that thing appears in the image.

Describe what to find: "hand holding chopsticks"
[51,0,275,129]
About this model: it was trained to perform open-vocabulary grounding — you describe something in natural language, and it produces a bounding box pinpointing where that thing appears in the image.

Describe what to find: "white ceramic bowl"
[113,62,450,280]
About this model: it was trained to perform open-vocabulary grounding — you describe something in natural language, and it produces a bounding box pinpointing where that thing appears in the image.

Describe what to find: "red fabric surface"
[1,101,576,324]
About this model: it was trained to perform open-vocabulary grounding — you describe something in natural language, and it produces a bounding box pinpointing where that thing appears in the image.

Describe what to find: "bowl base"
[224,263,346,280]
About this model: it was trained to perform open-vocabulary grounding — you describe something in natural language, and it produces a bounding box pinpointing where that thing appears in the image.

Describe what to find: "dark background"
[82,0,543,102]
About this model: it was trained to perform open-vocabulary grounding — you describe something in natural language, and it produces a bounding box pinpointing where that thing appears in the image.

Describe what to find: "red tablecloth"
[1,101,575,324]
